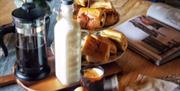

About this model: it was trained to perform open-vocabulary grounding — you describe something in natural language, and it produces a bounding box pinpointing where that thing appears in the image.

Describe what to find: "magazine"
[115,3,180,66]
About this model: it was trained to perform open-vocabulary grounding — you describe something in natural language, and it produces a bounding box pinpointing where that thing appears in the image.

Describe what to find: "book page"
[115,16,180,65]
[147,3,180,31]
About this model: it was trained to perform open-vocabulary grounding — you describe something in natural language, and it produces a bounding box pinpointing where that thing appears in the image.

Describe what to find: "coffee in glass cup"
[81,66,104,91]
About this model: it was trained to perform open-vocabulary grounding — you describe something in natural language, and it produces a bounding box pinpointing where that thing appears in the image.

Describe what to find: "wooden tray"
[15,54,122,91]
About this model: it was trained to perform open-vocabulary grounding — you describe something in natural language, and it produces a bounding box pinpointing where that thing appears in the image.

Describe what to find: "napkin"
[125,74,180,91]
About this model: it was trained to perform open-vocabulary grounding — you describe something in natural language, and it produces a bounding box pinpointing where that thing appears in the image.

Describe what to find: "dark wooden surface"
[117,49,180,91]
[0,0,180,91]
[0,0,59,91]
[5,49,179,91]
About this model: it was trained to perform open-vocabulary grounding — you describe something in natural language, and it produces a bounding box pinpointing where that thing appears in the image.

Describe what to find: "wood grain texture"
[0,0,16,25]
[0,0,179,91]
[15,49,180,91]
[16,61,122,91]
[113,0,152,24]
[0,74,16,87]
[117,49,180,91]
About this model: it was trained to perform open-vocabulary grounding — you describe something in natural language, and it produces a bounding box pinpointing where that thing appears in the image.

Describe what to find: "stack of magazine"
[115,3,180,66]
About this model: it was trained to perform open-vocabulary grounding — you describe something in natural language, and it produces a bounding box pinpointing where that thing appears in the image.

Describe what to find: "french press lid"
[12,3,46,23]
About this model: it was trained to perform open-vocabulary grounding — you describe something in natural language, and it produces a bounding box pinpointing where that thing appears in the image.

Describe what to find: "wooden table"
[14,49,180,91]
[0,0,15,25]
[0,0,180,91]
[117,49,180,91]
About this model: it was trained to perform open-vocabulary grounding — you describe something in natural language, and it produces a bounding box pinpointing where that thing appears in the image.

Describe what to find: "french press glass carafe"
[13,3,50,81]
[1,3,50,81]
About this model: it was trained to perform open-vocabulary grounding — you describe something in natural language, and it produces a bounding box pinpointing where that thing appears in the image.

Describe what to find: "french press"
[0,3,50,81]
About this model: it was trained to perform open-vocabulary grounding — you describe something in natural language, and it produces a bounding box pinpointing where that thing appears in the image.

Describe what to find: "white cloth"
[125,75,179,91]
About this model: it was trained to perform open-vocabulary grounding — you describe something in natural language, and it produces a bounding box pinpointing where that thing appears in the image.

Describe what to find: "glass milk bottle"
[54,0,81,85]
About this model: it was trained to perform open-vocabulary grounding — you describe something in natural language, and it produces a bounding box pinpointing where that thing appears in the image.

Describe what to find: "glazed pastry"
[75,0,88,6]
[76,0,119,30]
[92,35,117,54]
[100,28,128,51]
[81,35,110,63]
[104,9,119,27]
[90,1,114,9]
[77,8,119,30]
[77,8,106,30]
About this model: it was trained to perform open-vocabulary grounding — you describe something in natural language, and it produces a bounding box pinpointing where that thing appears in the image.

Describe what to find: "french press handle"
[0,23,15,57]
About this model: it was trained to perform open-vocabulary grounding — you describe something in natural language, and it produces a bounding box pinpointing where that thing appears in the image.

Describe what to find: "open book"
[115,3,180,66]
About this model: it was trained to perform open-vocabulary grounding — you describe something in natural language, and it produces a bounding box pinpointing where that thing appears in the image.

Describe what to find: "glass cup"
[80,66,104,91]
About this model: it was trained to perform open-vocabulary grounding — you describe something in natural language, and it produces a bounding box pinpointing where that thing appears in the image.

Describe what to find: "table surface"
[0,0,180,91]
[15,49,180,91]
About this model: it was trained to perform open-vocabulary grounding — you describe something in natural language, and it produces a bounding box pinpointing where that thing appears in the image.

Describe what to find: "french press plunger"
[0,3,50,81]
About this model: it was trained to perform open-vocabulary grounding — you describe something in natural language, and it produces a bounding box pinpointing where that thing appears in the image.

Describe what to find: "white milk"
[54,1,81,85]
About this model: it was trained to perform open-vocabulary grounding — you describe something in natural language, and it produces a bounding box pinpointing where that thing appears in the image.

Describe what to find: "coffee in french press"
[13,3,50,81]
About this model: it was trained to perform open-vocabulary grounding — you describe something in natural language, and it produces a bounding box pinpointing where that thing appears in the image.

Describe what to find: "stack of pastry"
[74,0,119,30]
[81,29,128,63]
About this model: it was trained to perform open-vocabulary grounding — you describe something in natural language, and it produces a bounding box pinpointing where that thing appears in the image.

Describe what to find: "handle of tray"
[0,74,16,87]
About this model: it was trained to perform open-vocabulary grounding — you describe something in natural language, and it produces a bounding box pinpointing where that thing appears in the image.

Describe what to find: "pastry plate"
[81,51,125,66]
[50,30,127,66]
